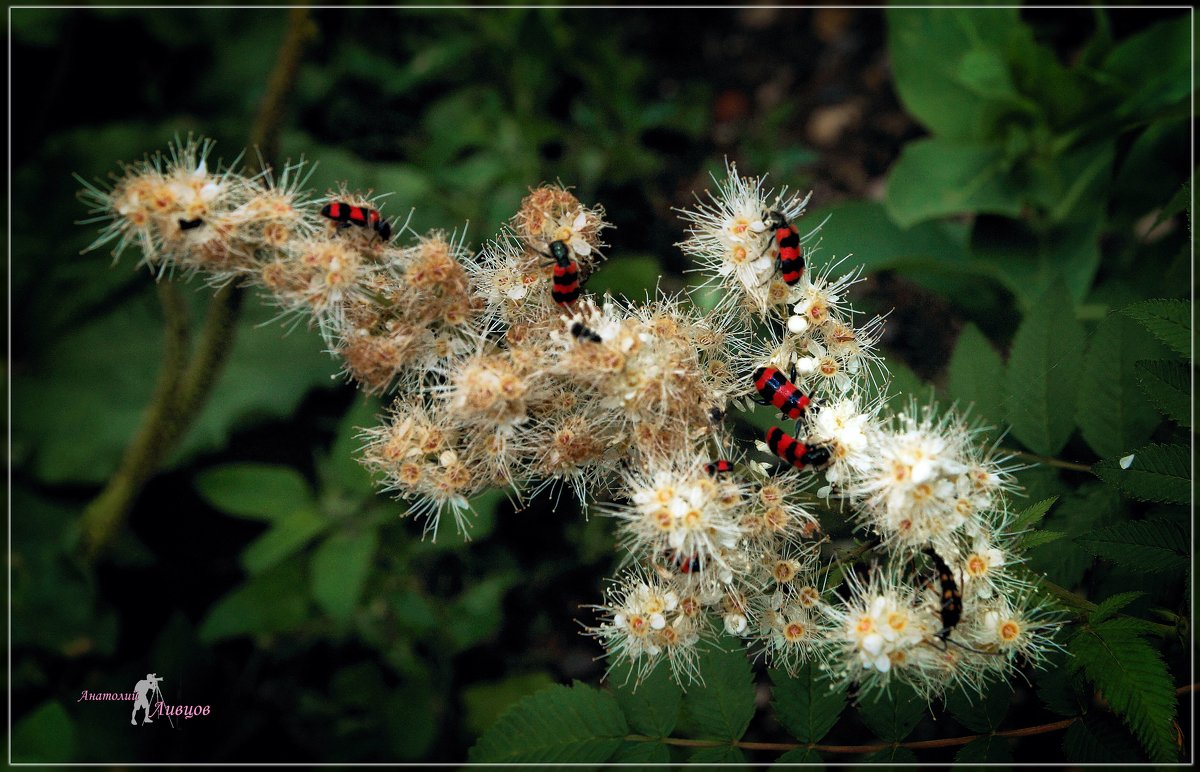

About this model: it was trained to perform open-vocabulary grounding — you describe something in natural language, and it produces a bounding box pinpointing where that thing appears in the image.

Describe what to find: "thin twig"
[78,282,191,560]
[1003,447,1094,472]
[76,8,314,563]
[629,683,1198,755]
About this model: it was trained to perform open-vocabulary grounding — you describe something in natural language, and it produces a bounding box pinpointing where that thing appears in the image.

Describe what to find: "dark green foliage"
[770,664,847,744]
[856,683,925,743]
[610,660,683,738]
[468,682,628,763]
[680,643,756,740]
[1069,620,1179,762]
[11,5,1190,765]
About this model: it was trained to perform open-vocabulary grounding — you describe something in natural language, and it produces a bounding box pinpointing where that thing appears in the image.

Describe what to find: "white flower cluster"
[80,142,1060,699]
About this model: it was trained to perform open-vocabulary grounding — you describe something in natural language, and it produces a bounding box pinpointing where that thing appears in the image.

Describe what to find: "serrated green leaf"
[1021,530,1066,549]
[241,508,328,575]
[1076,519,1188,575]
[947,323,1006,432]
[1122,299,1190,358]
[856,682,924,742]
[1005,280,1085,455]
[194,463,315,520]
[681,643,755,740]
[955,734,1012,763]
[1037,651,1089,716]
[610,659,682,738]
[1011,496,1058,531]
[774,746,822,765]
[1026,483,1121,587]
[1135,360,1191,428]
[1093,443,1190,504]
[688,745,747,765]
[1069,620,1179,762]
[199,558,310,643]
[12,702,75,763]
[946,682,1011,733]
[1088,592,1146,624]
[468,682,628,763]
[311,527,379,621]
[462,672,557,737]
[1101,16,1191,120]
[769,664,847,743]
[611,740,670,764]
[1062,714,1144,763]
[886,138,1022,227]
[1077,314,1167,458]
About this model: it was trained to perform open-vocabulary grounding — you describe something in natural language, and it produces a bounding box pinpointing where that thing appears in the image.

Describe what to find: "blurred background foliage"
[10,6,1191,763]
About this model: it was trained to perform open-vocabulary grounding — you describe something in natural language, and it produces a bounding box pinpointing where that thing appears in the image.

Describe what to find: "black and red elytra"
[320,201,392,241]
[924,548,962,636]
[547,240,581,305]
[752,367,814,421]
[704,459,734,476]
[666,550,703,574]
[763,210,805,286]
[765,427,831,470]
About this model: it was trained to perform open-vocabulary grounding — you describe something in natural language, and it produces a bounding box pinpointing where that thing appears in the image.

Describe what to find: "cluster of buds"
[80,140,1060,700]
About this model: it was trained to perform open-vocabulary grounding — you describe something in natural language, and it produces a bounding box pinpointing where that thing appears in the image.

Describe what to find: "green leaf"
[610,658,683,737]
[946,323,1006,432]
[1037,651,1090,716]
[1021,530,1066,549]
[323,396,381,495]
[688,746,747,765]
[1122,299,1190,358]
[311,527,380,621]
[1062,714,1144,763]
[199,558,310,643]
[611,740,670,764]
[1093,443,1190,504]
[1101,16,1191,120]
[1011,496,1058,532]
[468,682,628,763]
[1088,591,1145,624]
[886,8,1033,140]
[12,702,76,763]
[195,464,315,520]
[681,643,755,740]
[1069,620,1179,762]
[946,682,1011,733]
[774,747,822,765]
[447,573,518,650]
[462,672,558,736]
[1004,280,1086,455]
[587,255,664,301]
[886,138,1022,227]
[1076,519,1188,575]
[769,663,847,743]
[1026,483,1121,587]
[1076,314,1167,458]
[241,508,328,575]
[856,682,924,742]
[955,734,1013,763]
[1135,360,1191,427]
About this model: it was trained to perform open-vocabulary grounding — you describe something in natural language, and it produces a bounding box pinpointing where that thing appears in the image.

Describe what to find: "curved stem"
[631,683,1197,755]
[78,283,191,560]
[1003,447,1093,472]
[76,8,313,563]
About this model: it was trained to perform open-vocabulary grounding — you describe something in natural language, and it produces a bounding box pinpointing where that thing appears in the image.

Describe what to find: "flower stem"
[76,8,313,563]
[628,683,1196,755]
[1003,447,1093,472]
